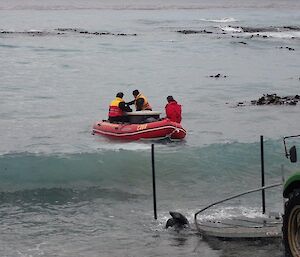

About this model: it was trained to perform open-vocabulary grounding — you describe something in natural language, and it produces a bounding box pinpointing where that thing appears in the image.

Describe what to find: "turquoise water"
[1,0,300,256]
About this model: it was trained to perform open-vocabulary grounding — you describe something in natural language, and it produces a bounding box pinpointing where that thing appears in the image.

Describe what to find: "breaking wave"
[0,140,292,194]
[219,25,243,33]
[1,25,300,40]
[177,24,300,40]
[200,17,238,23]
[220,25,300,39]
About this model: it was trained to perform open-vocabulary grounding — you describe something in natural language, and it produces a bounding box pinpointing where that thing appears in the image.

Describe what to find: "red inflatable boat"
[92,111,186,141]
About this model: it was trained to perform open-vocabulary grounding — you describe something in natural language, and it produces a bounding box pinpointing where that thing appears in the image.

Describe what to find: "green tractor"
[283,135,300,256]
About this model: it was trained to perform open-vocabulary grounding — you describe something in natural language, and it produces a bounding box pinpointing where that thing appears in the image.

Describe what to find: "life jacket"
[135,93,152,110]
[108,97,124,117]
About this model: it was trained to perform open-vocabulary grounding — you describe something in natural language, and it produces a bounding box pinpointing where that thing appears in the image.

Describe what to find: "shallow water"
[1,0,300,256]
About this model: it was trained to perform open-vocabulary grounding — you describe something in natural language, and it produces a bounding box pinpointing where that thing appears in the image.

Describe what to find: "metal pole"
[151,144,157,220]
[260,135,266,214]
[281,164,285,211]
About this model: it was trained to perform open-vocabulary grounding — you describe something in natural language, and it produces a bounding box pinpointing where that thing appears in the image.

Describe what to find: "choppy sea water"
[1,0,300,256]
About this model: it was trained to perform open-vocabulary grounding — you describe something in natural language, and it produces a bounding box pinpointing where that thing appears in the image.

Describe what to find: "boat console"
[125,111,161,124]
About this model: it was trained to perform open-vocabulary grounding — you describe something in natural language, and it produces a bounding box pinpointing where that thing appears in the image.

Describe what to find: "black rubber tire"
[283,190,300,257]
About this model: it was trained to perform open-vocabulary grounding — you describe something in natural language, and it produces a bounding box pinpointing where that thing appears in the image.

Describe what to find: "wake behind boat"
[92,111,186,141]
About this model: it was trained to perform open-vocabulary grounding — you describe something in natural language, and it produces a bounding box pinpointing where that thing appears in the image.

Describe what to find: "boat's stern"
[168,121,186,140]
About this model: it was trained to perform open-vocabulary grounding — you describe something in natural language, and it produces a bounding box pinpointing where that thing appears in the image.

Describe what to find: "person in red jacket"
[165,96,182,123]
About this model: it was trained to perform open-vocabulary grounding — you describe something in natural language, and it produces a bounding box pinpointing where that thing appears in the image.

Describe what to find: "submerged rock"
[209,73,227,78]
[177,29,213,34]
[165,211,190,230]
[0,28,137,37]
[280,46,295,51]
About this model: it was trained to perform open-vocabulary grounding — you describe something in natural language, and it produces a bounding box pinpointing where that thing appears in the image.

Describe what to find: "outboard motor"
[165,211,189,230]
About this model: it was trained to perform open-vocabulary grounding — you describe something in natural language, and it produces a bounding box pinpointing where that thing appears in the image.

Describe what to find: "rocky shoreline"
[0,28,137,37]
[236,94,300,106]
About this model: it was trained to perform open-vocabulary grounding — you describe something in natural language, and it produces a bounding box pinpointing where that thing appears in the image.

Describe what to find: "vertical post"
[260,135,266,214]
[281,164,285,211]
[151,144,157,220]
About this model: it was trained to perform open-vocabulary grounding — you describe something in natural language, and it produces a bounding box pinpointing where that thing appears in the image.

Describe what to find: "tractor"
[283,135,300,256]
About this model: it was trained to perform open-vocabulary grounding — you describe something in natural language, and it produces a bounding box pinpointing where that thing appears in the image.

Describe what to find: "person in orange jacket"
[108,92,131,123]
[127,90,152,111]
[165,96,182,123]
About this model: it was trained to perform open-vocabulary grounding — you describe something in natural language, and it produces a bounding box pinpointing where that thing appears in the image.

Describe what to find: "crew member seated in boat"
[108,92,132,123]
[165,95,182,123]
[127,90,152,111]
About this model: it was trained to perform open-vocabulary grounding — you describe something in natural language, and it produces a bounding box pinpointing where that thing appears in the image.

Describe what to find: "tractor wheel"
[283,190,300,257]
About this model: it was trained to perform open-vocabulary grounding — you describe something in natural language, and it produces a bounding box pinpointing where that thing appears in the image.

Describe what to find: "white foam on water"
[251,31,300,39]
[200,17,238,23]
[219,25,243,33]
[92,140,153,152]
[197,206,265,221]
